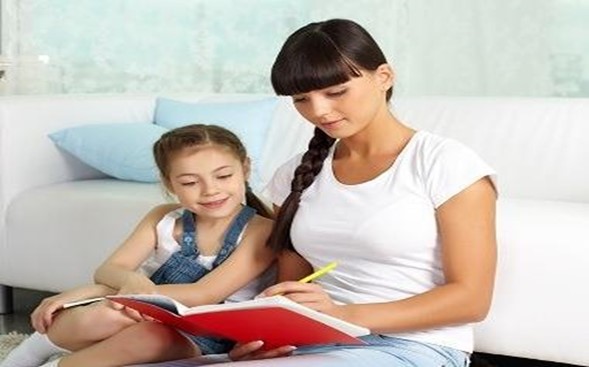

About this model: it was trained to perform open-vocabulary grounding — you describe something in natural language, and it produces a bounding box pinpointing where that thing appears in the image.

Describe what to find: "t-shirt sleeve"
[424,139,497,208]
[262,154,303,207]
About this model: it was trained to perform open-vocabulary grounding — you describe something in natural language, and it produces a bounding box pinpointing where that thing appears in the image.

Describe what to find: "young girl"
[229,18,497,366]
[1,124,276,367]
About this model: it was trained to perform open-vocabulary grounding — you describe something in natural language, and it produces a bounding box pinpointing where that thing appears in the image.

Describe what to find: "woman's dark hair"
[271,18,392,101]
[268,19,392,252]
[153,124,272,219]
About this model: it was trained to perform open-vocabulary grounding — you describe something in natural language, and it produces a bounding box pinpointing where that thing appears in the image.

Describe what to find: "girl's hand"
[30,284,111,333]
[228,341,296,361]
[260,281,342,317]
[105,300,153,322]
[110,274,157,321]
[30,293,69,333]
[117,273,157,295]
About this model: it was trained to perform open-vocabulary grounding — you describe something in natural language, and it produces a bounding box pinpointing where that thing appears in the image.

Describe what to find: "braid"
[245,182,273,219]
[268,128,336,252]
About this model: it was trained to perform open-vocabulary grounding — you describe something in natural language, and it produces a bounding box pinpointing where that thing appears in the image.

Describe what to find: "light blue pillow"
[49,123,169,182]
[154,97,278,190]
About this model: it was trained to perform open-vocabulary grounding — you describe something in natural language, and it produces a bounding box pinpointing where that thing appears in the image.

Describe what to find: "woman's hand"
[228,341,296,361]
[226,282,343,361]
[261,281,342,316]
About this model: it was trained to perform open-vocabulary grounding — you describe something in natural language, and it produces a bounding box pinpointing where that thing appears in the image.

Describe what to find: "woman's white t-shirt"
[265,130,497,352]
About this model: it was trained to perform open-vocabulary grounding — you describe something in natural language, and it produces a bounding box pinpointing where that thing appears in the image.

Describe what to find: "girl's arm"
[156,214,276,306]
[94,204,180,294]
[31,204,178,333]
[265,177,497,333]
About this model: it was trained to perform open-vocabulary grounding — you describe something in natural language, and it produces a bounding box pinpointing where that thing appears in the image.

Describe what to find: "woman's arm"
[265,177,497,334]
[94,204,180,294]
[271,204,313,282]
[277,250,313,282]
[156,215,277,306]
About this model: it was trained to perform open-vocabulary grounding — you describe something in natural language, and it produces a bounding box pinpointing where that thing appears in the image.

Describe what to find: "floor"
[0,287,54,335]
[0,288,582,367]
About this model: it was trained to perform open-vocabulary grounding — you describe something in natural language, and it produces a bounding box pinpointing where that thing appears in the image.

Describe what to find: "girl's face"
[165,145,249,220]
[291,65,393,139]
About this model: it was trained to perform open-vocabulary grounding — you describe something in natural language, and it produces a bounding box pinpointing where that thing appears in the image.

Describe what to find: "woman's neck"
[337,110,414,159]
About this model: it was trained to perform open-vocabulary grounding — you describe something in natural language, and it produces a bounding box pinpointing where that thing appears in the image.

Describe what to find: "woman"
[230,18,497,366]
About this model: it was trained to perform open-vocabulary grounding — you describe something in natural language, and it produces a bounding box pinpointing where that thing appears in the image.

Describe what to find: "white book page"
[62,297,105,309]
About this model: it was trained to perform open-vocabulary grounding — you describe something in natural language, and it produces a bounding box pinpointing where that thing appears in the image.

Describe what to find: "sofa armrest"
[0,94,155,227]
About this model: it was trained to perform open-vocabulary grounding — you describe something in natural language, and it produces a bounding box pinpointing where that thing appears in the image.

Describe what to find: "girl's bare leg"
[0,302,137,367]
[48,302,137,351]
[57,321,199,367]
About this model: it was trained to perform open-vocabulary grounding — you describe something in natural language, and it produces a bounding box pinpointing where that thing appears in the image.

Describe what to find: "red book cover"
[108,294,369,350]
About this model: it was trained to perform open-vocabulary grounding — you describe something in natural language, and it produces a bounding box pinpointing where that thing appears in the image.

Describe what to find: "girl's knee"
[116,322,197,361]
[67,302,126,329]
[48,302,133,349]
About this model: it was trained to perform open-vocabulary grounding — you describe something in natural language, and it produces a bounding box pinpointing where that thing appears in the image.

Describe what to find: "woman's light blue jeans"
[130,335,470,366]
[291,335,470,367]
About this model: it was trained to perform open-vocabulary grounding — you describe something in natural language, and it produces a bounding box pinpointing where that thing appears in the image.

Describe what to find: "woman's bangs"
[272,37,361,96]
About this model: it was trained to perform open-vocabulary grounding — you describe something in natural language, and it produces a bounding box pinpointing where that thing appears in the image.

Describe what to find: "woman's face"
[290,66,392,139]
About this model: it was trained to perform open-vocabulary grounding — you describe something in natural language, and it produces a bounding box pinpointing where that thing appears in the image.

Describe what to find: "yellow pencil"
[298,261,338,283]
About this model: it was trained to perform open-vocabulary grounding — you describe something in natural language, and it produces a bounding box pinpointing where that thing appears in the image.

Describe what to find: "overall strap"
[180,210,197,257]
[212,206,256,268]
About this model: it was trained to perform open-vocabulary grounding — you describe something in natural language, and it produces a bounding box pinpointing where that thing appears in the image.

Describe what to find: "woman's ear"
[376,63,394,92]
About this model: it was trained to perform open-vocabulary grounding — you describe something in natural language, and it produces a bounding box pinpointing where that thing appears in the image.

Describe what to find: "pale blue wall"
[2,0,588,97]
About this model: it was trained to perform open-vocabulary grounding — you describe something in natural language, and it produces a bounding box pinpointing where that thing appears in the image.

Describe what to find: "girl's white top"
[141,208,275,303]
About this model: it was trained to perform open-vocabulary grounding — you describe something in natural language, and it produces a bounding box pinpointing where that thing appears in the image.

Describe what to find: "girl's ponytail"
[245,183,273,219]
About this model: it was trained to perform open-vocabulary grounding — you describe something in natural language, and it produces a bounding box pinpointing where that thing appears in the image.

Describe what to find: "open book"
[99,294,369,349]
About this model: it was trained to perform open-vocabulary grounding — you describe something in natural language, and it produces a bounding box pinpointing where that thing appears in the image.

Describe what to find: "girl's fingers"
[108,299,125,310]
[31,315,42,333]
[122,307,144,322]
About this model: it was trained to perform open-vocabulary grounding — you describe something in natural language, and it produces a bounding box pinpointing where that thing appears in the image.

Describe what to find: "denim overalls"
[150,205,256,354]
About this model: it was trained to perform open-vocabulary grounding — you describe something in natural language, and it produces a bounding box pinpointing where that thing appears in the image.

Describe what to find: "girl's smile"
[199,197,229,210]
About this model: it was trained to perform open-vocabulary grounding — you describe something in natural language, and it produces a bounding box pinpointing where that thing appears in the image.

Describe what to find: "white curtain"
[0,0,587,97]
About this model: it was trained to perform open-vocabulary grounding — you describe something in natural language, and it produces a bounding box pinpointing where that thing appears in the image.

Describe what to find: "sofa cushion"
[474,197,589,365]
[49,123,169,183]
[5,179,166,291]
[154,97,278,191]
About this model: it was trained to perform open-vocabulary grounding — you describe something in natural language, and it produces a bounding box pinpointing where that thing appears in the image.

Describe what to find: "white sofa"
[0,94,588,366]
